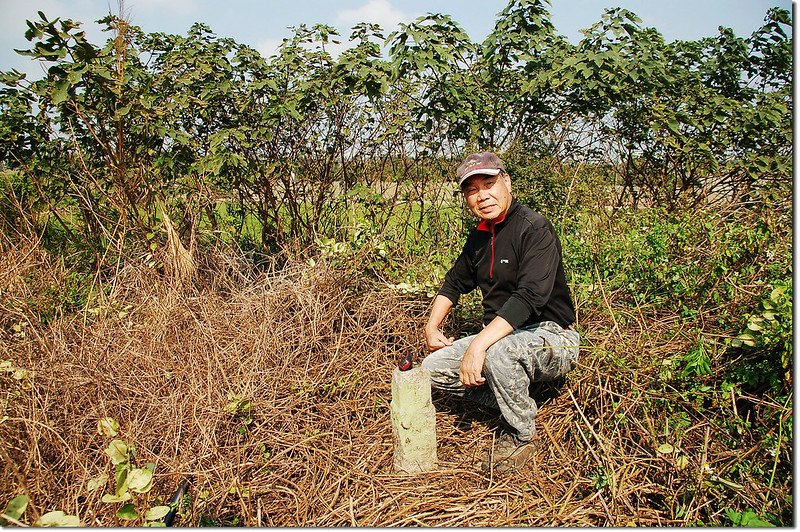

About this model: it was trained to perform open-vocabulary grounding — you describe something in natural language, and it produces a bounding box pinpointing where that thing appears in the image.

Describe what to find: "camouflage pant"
[420,321,580,442]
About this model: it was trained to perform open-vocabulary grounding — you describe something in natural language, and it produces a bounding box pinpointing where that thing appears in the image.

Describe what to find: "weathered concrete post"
[391,366,438,474]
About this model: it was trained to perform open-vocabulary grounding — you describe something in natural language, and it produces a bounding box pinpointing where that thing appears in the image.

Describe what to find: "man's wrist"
[425,324,441,335]
[469,317,514,352]
[467,337,491,353]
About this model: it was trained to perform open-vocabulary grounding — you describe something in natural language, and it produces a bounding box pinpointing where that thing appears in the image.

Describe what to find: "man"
[421,151,579,473]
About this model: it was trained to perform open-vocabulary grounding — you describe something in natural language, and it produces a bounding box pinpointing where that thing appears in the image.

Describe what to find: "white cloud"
[335,0,419,33]
[255,37,283,59]
[317,39,350,60]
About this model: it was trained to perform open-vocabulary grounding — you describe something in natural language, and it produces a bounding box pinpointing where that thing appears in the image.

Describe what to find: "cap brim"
[458,167,501,186]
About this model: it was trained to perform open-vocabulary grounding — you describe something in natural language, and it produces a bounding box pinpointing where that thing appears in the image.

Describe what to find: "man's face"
[461,172,512,223]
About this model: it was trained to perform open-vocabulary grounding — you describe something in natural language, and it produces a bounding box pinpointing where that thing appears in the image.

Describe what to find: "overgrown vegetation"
[0,0,792,526]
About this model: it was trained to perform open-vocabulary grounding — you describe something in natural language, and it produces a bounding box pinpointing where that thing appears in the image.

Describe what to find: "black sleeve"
[495,223,561,329]
[437,244,477,306]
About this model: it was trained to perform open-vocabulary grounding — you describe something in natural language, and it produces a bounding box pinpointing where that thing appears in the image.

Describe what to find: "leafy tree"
[0,2,791,256]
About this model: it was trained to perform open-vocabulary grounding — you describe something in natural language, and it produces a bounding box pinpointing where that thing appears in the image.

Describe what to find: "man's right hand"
[425,328,454,352]
[425,295,455,352]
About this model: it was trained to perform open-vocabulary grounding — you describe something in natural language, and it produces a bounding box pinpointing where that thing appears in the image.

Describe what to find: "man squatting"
[421,151,580,473]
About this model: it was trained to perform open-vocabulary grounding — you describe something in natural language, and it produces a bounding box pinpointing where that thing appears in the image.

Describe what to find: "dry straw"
[0,235,790,526]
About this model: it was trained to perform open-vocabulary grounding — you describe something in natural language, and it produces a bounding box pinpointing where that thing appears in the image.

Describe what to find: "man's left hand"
[458,316,514,387]
[460,347,486,387]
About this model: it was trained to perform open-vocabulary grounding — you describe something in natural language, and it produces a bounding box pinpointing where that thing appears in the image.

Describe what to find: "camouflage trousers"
[420,321,580,442]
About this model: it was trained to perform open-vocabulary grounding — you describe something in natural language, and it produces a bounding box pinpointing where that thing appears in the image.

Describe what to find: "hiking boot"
[481,433,535,473]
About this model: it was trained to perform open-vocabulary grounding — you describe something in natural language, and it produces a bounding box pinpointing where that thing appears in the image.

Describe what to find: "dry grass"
[0,236,791,526]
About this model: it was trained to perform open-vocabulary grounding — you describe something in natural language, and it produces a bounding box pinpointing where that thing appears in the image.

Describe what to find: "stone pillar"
[391,366,437,474]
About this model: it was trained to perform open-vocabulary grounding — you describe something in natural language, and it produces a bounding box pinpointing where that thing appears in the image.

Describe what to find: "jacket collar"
[476,199,519,232]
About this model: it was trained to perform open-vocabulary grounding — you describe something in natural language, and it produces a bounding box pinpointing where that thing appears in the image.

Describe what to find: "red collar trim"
[476,211,508,232]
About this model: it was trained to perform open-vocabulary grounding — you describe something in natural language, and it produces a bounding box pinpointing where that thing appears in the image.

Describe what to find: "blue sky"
[0,0,792,79]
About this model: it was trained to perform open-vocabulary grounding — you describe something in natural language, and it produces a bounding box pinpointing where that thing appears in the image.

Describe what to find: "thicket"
[0,0,792,526]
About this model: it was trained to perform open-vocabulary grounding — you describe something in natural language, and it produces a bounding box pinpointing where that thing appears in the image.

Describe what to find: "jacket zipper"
[489,224,495,279]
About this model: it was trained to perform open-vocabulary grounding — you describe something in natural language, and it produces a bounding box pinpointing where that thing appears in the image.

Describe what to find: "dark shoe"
[481,433,535,473]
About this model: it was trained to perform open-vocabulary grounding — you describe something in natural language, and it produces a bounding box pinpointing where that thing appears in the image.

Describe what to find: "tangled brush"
[0,237,791,526]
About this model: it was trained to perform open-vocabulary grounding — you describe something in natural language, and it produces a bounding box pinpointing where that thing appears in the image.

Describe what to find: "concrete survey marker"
[390,366,438,474]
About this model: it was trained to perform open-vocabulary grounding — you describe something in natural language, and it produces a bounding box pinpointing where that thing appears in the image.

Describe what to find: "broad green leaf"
[144,505,171,521]
[4,494,29,520]
[666,118,681,135]
[36,510,81,527]
[770,285,787,301]
[66,66,85,84]
[127,468,154,493]
[86,474,109,492]
[739,510,776,527]
[675,455,689,469]
[51,80,69,105]
[105,440,129,464]
[101,491,131,503]
[116,503,138,521]
[747,316,765,331]
[12,368,32,380]
[97,417,119,437]
[737,333,756,347]
[115,463,129,495]
[657,443,674,454]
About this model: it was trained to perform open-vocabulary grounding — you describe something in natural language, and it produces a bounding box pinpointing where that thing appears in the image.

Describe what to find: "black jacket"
[438,200,576,329]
